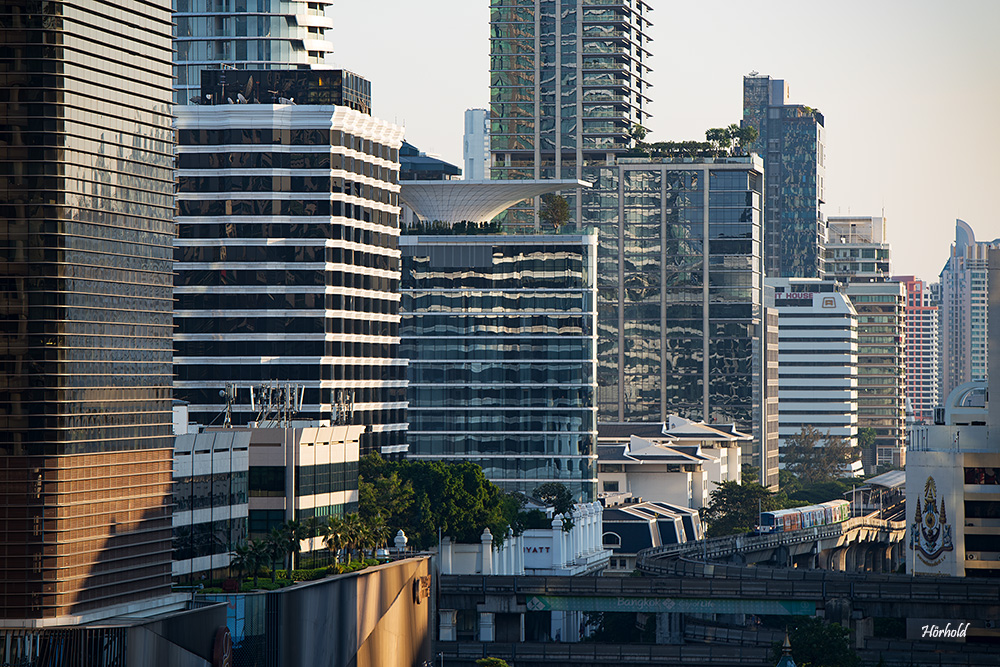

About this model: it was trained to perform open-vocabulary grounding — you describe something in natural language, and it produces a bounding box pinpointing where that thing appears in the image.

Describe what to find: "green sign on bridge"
[526,595,815,616]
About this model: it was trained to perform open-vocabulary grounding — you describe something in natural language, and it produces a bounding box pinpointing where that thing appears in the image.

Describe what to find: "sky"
[329,1,1000,283]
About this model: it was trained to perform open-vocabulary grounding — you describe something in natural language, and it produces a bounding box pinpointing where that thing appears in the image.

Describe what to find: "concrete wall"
[203,556,431,667]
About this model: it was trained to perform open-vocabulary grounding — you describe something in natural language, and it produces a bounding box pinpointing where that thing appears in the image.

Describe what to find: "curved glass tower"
[173,0,335,105]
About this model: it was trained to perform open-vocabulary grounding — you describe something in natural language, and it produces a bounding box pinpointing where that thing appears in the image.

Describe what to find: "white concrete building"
[597,418,746,510]
[767,279,861,473]
[463,108,490,181]
[172,403,251,580]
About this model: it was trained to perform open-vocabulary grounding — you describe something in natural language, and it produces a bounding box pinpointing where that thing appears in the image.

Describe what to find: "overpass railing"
[637,513,905,565]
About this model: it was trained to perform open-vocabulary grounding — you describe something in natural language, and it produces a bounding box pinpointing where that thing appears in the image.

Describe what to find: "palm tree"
[266,528,286,582]
[340,513,365,563]
[230,542,252,582]
[276,519,310,572]
[241,539,269,588]
[369,513,391,557]
[323,515,345,565]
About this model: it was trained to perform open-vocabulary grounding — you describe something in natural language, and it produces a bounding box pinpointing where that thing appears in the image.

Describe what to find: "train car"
[820,499,851,523]
[757,508,802,534]
[800,505,826,529]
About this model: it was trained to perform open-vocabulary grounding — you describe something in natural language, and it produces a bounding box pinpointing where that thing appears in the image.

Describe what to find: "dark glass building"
[581,156,778,487]
[742,73,827,279]
[173,78,409,457]
[400,234,599,500]
[489,0,653,231]
[0,0,176,621]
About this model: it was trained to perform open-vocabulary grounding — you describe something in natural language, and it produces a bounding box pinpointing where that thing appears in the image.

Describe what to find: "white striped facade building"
[767,279,859,454]
[173,103,409,456]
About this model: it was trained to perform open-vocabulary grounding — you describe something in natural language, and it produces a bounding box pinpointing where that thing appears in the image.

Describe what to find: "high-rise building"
[767,279,860,472]
[581,156,777,488]
[173,72,409,457]
[464,108,490,181]
[938,219,998,401]
[844,281,907,469]
[489,0,653,231]
[824,216,892,283]
[894,275,939,424]
[173,0,337,106]
[396,178,598,499]
[742,73,826,278]
[905,248,1000,578]
[0,0,178,622]
[400,232,599,500]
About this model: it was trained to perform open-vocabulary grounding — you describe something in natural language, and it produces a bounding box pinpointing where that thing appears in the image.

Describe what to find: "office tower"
[825,216,892,283]
[173,71,408,457]
[767,280,860,471]
[489,0,653,231]
[938,219,998,400]
[894,275,939,424]
[581,156,777,487]
[400,227,598,501]
[844,281,907,469]
[742,73,826,278]
[173,0,336,106]
[464,109,490,180]
[0,0,176,621]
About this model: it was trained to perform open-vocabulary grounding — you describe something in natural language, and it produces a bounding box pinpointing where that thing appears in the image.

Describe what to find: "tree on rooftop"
[540,194,571,231]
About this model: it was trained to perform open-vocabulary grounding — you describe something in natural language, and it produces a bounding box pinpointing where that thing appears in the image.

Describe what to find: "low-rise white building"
[172,402,251,580]
[437,502,610,644]
[597,417,746,510]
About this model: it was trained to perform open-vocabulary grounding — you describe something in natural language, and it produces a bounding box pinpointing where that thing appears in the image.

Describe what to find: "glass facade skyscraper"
[582,156,777,486]
[400,234,599,500]
[173,93,409,456]
[489,0,653,231]
[742,73,826,279]
[0,0,176,620]
[173,0,336,106]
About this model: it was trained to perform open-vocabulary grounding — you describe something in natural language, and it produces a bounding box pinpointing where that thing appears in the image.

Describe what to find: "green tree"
[858,427,877,465]
[540,194,571,231]
[783,426,860,484]
[705,127,731,156]
[358,454,520,549]
[476,659,510,667]
[275,519,310,572]
[629,123,648,145]
[701,480,787,537]
[265,528,286,582]
[732,124,758,154]
[533,482,574,515]
[772,617,861,667]
[323,515,345,564]
[233,539,270,588]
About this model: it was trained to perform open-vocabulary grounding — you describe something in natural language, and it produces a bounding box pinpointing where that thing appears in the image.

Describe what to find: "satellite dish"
[237,93,247,103]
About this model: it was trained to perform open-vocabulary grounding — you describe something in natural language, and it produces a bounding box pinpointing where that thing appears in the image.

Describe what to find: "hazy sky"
[330,1,1000,283]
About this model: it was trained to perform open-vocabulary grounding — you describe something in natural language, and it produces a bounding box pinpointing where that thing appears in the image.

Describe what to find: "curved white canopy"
[399,179,589,223]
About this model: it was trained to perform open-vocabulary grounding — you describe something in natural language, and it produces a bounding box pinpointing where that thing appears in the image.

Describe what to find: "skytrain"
[755,499,851,534]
